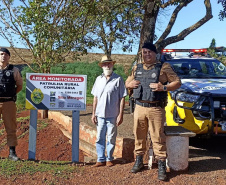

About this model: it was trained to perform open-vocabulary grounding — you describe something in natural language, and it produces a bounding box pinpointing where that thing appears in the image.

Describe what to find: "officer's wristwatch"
[163,85,167,91]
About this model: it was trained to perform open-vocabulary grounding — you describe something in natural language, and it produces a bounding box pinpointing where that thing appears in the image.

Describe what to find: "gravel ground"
[0,108,225,184]
[58,104,226,184]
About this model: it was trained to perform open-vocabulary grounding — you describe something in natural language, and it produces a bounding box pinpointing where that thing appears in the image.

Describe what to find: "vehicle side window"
[169,59,226,78]
[200,61,208,74]
[180,63,190,75]
[206,62,215,74]
[190,63,201,72]
[212,61,226,75]
[170,63,181,74]
[189,62,202,75]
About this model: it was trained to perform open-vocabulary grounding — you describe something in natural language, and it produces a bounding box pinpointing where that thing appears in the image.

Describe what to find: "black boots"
[131,156,167,181]
[8,146,19,161]
[158,160,167,181]
[131,155,144,173]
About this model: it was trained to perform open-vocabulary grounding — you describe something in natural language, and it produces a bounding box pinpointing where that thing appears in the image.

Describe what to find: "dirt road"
[0,110,225,184]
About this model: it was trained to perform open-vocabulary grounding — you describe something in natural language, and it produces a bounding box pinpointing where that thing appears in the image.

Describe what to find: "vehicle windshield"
[168,59,226,79]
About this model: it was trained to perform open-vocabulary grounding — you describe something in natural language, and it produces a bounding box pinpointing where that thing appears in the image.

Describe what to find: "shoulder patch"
[6,71,11,77]
[151,73,157,78]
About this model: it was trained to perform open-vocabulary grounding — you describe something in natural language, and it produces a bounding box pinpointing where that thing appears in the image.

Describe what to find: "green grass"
[0,159,83,179]
[86,96,93,105]
[0,128,5,137]
[16,116,30,122]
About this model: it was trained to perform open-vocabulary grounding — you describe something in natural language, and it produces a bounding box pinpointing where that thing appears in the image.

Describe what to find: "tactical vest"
[133,63,167,102]
[0,64,16,98]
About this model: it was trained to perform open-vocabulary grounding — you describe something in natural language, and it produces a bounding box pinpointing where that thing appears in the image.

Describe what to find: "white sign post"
[26,73,87,162]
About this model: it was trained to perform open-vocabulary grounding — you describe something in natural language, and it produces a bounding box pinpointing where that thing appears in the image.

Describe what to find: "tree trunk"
[138,1,159,52]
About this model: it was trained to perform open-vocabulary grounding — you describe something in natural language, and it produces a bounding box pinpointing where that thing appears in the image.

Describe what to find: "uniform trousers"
[0,101,17,146]
[133,104,167,160]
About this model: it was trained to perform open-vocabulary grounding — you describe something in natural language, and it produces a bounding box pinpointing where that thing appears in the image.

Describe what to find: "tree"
[218,0,226,20]
[207,39,226,63]
[1,0,224,60]
[209,38,216,49]
[208,38,218,58]
[87,0,217,57]
[0,0,95,73]
[0,0,97,118]
[139,0,213,53]
[85,0,143,55]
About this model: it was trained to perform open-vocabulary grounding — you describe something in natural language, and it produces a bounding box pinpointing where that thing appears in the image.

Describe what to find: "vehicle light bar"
[162,49,207,53]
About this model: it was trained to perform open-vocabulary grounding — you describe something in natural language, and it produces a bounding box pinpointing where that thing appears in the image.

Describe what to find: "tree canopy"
[0,0,225,70]
[86,0,143,56]
[209,38,216,49]
[218,0,226,20]
[86,0,218,54]
[0,0,95,72]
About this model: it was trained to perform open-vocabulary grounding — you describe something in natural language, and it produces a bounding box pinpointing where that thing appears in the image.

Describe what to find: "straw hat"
[98,55,116,67]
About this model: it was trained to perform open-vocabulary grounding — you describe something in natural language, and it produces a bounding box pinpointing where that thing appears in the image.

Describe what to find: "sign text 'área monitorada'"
[26,73,87,110]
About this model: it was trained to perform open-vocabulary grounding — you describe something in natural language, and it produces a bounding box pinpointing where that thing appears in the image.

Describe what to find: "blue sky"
[1,0,225,55]
[165,0,225,50]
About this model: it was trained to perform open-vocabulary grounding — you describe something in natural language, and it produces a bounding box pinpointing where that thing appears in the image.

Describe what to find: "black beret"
[0,48,10,56]
[142,42,157,53]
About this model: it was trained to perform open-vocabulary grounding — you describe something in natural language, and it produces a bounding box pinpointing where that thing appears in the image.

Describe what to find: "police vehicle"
[161,49,226,137]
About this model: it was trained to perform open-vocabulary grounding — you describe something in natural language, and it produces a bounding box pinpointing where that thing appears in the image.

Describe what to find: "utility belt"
[0,96,16,102]
[135,100,167,108]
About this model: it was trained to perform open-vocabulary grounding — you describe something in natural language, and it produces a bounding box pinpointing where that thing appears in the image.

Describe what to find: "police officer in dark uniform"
[125,43,181,181]
[0,48,23,161]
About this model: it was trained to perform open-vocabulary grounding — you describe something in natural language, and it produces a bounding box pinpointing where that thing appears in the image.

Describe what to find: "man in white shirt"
[91,55,127,167]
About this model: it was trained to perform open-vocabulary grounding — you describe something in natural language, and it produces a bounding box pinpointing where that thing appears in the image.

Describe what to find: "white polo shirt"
[91,72,127,118]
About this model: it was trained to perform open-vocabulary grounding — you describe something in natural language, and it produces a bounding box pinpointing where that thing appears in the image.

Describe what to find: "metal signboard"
[26,73,87,110]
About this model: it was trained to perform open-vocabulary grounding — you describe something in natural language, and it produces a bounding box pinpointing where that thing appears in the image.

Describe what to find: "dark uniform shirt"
[126,61,181,102]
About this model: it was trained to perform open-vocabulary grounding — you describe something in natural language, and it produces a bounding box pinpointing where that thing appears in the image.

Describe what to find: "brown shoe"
[92,162,106,167]
[106,161,114,167]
